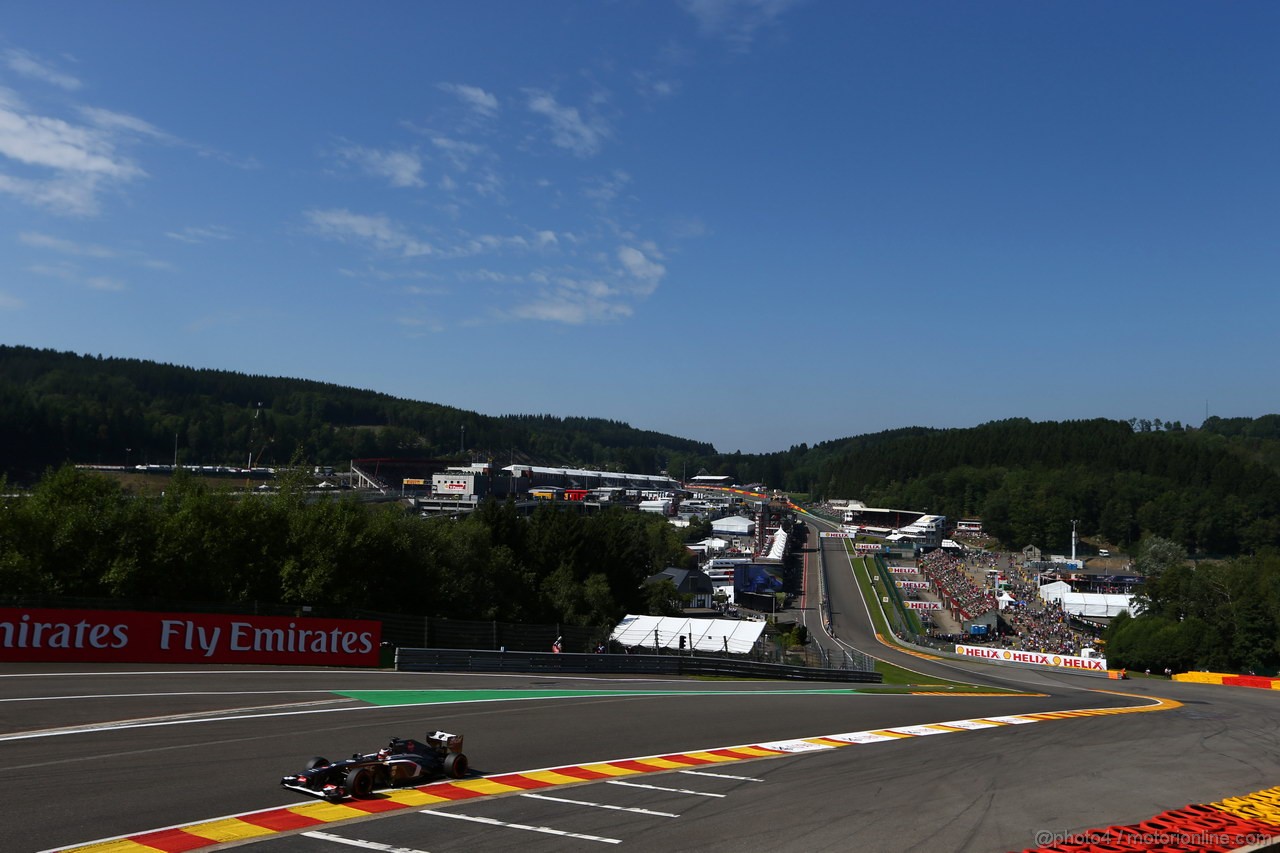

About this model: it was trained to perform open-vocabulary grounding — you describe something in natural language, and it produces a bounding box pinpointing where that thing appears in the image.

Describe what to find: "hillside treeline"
[0,466,699,626]
[6,345,1279,559]
[1106,537,1280,674]
[0,346,713,483]
[676,419,1280,556]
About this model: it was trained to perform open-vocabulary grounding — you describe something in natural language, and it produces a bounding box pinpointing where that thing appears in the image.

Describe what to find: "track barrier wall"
[1173,671,1280,690]
[395,647,883,682]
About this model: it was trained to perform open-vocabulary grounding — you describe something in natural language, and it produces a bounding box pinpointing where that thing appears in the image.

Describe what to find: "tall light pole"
[1070,519,1079,562]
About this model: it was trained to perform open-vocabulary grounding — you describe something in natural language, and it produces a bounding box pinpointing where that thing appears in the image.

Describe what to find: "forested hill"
[5,345,1279,559]
[0,345,714,482]
[730,418,1280,557]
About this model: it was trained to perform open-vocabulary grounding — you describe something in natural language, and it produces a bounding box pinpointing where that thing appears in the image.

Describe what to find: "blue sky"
[1,2,1276,454]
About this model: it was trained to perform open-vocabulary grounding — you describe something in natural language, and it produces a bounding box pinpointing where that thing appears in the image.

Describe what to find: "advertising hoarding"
[0,607,381,667]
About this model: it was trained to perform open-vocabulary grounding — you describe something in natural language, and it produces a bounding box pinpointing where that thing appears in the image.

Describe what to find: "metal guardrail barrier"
[396,648,883,682]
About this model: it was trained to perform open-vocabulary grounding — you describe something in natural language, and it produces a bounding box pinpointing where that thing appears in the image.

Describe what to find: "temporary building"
[685,537,731,554]
[609,614,766,654]
[1039,581,1135,617]
[763,527,787,560]
[1038,581,1072,602]
[712,516,754,536]
[1058,593,1135,618]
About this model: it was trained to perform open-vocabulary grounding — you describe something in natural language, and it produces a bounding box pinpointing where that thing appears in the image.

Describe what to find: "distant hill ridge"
[3,345,1279,557]
[0,344,713,482]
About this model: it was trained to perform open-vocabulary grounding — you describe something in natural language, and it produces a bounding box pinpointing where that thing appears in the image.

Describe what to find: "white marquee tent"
[712,516,754,536]
[609,614,766,654]
[1038,580,1072,600]
[764,528,787,560]
[1039,581,1136,618]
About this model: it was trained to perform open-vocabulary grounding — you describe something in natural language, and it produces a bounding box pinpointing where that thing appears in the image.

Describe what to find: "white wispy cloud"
[305,208,434,257]
[26,261,80,280]
[4,49,80,91]
[431,136,484,172]
[458,268,522,284]
[86,276,126,292]
[26,257,129,293]
[633,70,680,100]
[437,83,499,117]
[335,143,425,188]
[667,216,709,239]
[0,291,24,309]
[443,230,562,259]
[0,107,142,178]
[20,231,118,257]
[0,173,103,216]
[680,0,803,49]
[0,96,146,215]
[525,90,609,157]
[582,170,632,206]
[400,284,449,296]
[78,106,173,142]
[165,225,234,244]
[617,245,666,294]
[468,166,505,198]
[511,286,634,325]
[505,243,664,326]
[19,230,174,274]
[81,104,255,170]
[338,266,440,284]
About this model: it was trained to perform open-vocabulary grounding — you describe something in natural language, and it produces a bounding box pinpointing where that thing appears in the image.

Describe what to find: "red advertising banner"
[0,608,381,667]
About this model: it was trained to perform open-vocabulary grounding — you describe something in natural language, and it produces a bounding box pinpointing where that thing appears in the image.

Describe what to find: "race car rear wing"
[426,730,464,753]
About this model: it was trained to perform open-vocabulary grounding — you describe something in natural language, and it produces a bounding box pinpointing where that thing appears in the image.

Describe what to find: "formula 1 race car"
[281,730,469,802]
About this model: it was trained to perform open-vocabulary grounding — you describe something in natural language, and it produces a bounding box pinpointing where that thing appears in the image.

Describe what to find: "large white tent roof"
[1058,593,1135,618]
[712,516,754,535]
[1039,581,1134,617]
[1038,580,1073,600]
[609,614,766,654]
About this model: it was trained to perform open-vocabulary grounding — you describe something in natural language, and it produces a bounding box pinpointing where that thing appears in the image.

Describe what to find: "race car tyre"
[443,752,468,779]
[345,767,374,798]
[305,756,330,770]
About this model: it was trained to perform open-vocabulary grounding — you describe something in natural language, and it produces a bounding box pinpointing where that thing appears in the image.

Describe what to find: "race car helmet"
[377,747,391,759]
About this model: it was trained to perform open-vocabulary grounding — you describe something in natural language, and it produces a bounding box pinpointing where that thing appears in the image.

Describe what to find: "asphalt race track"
[3,660,1279,853]
[6,521,1280,853]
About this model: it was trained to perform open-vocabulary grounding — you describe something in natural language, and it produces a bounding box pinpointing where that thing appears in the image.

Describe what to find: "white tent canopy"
[1040,581,1135,617]
[764,528,787,560]
[609,614,766,654]
[1058,593,1135,618]
[1038,581,1072,602]
[712,516,754,536]
[685,537,731,554]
